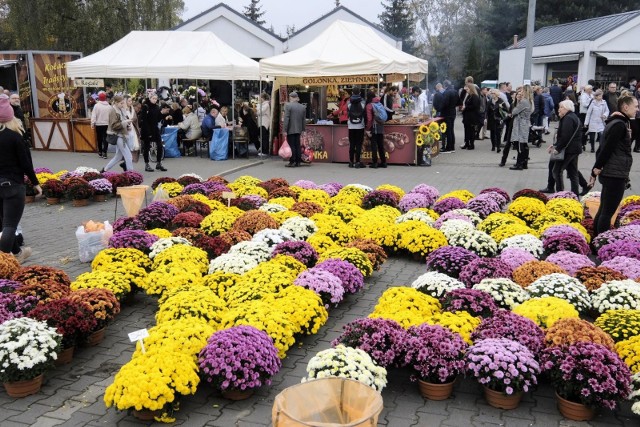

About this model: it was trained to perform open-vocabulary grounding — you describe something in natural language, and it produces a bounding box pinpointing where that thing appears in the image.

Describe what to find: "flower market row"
[5,170,640,422]
[27,167,144,205]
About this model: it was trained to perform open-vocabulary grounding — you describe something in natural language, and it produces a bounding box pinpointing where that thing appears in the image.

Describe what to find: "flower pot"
[46,197,60,205]
[483,386,523,410]
[93,194,107,202]
[3,374,44,398]
[221,388,254,401]
[25,195,35,204]
[418,379,454,400]
[82,328,105,347]
[132,409,160,421]
[71,198,90,207]
[55,346,75,366]
[556,393,596,421]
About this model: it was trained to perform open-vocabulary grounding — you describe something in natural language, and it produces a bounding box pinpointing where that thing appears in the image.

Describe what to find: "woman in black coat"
[461,83,481,150]
[549,100,582,195]
[590,94,639,235]
[140,94,166,172]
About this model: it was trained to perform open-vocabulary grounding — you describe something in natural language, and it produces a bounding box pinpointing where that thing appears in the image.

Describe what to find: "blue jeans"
[0,182,25,254]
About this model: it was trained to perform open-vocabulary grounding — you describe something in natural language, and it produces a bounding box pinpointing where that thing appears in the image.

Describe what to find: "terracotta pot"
[55,346,75,366]
[483,386,523,410]
[132,409,160,421]
[46,197,60,205]
[71,198,90,207]
[418,379,454,400]
[93,194,107,202]
[556,393,596,421]
[82,328,106,347]
[25,195,35,204]
[3,374,44,398]
[221,388,254,401]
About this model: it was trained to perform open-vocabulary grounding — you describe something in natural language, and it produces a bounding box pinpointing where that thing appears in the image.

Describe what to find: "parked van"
[481,80,499,89]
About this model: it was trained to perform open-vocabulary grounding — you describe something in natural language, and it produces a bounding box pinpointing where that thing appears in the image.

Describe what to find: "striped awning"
[532,54,581,64]
[595,52,640,66]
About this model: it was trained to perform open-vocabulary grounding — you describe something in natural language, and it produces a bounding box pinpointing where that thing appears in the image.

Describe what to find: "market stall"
[259,20,430,165]
[66,31,261,157]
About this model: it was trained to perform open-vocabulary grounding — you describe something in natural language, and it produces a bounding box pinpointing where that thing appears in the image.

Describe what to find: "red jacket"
[333,97,349,123]
[365,97,382,132]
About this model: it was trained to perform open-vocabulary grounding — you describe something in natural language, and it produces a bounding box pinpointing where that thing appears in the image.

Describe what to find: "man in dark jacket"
[550,80,563,118]
[441,80,459,153]
[431,83,445,150]
[283,91,306,167]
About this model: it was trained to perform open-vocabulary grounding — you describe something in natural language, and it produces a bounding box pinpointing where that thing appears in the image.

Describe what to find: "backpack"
[348,100,364,124]
[372,102,387,123]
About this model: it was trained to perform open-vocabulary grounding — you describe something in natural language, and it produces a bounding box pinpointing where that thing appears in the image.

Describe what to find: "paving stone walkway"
[2,119,639,426]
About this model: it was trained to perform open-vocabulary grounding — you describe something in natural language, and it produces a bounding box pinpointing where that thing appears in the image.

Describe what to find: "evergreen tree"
[243,0,266,26]
[464,38,480,78]
[379,0,415,53]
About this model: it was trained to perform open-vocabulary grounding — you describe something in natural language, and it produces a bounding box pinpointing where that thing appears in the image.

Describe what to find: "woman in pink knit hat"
[0,94,41,263]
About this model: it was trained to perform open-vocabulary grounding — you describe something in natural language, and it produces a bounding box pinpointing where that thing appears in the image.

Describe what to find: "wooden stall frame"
[30,118,73,151]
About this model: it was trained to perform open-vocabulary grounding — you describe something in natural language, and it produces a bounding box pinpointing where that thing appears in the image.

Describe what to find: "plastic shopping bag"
[76,221,113,263]
[210,128,229,161]
[278,138,292,160]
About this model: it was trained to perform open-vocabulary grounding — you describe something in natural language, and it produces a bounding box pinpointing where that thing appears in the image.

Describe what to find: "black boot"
[156,163,167,172]
[468,141,475,150]
[145,163,154,172]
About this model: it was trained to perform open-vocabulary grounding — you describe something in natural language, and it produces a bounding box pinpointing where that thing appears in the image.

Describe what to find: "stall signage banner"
[73,78,104,87]
[276,75,378,86]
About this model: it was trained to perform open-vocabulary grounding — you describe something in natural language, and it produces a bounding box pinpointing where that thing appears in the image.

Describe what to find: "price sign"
[222,191,236,207]
[128,328,149,353]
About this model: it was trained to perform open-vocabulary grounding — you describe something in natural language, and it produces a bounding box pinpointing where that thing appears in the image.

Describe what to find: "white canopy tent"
[259,20,428,78]
[66,30,260,80]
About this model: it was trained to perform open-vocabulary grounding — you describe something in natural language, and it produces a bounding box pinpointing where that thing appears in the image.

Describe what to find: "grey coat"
[510,99,531,143]
[284,101,306,135]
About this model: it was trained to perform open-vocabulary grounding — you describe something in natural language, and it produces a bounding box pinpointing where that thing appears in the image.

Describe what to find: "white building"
[499,10,640,88]
[174,3,401,59]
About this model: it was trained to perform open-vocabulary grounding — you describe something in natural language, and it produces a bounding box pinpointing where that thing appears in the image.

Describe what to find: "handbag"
[550,119,580,162]
[106,133,118,145]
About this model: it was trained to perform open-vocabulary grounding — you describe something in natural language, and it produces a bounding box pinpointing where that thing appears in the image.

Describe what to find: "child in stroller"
[528,125,545,147]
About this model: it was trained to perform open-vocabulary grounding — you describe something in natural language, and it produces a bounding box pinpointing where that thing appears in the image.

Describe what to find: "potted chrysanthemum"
[0,317,62,397]
[541,342,632,421]
[28,298,97,364]
[466,338,541,409]
[89,178,113,202]
[41,178,66,205]
[331,317,407,369]
[198,325,281,400]
[64,177,94,207]
[403,324,468,400]
[303,345,387,391]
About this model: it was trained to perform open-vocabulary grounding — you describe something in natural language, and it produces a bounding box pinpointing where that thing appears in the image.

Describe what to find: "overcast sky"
[181,0,386,36]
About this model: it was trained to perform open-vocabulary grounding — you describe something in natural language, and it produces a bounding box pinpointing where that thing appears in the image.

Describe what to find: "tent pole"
[196,79,198,104]
[232,80,235,160]
[259,79,263,156]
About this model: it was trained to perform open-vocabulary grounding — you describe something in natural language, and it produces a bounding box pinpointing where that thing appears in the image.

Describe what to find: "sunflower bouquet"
[415,121,444,151]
